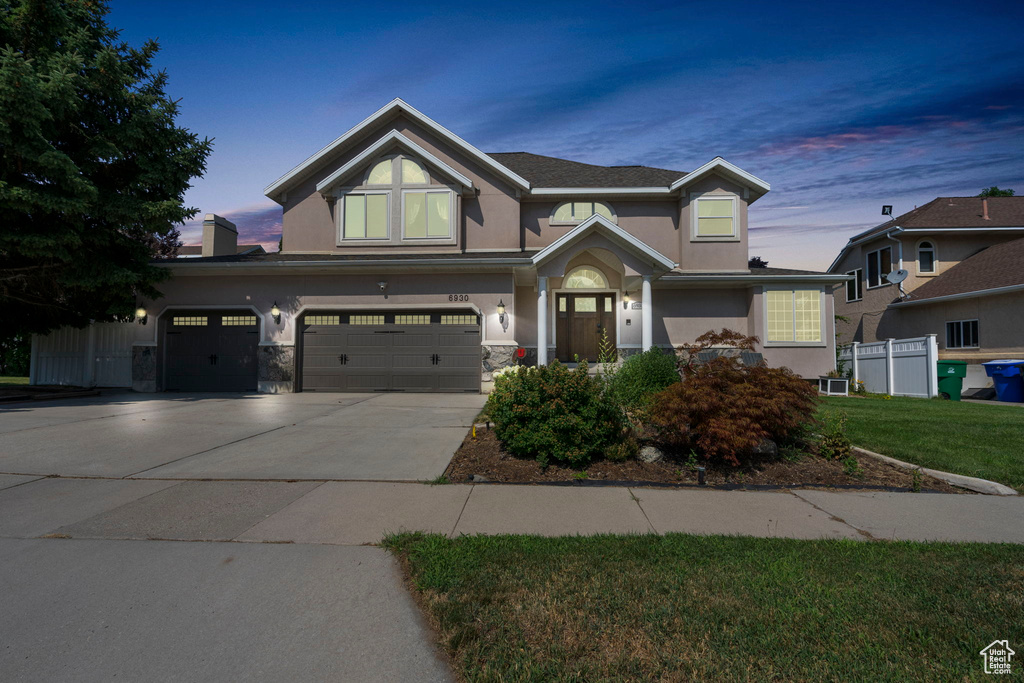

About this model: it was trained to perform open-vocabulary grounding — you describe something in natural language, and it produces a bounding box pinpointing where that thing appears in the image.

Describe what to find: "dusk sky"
[109,1,1024,270]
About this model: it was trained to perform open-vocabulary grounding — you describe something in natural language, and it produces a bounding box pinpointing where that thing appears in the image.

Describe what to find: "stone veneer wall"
[131,346,157,392]
[481,345,517,381]
[258,345,295,393]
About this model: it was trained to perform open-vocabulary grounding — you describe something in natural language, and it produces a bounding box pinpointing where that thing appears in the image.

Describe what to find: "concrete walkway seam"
[853,447,1018,496]
[788,490,879,541]
[626,488,659,534]
[122,425,288,479]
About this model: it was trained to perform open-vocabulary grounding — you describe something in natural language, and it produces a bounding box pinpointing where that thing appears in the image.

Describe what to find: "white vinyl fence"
[30,322,135,388]
[838,335,939,398]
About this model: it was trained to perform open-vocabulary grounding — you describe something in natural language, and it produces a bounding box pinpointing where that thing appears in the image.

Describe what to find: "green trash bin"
[937,360,967,401]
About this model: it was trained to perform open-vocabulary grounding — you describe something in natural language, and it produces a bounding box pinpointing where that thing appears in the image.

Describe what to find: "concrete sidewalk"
[3,476,1023,545]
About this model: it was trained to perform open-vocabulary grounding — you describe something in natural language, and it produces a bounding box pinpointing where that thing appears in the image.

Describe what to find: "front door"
[556,293,616,363]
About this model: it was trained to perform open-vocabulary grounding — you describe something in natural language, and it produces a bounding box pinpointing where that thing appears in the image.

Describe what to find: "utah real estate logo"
[980,640,1015,675]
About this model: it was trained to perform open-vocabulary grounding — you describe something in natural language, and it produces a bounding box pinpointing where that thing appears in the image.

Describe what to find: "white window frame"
[845,269,863,302]
[337,190,391,242]
[865,246,892,289]
[945,319,979,349]
[549,201,617,226]
[916,239,938,276]
[401,188,455,241]
[763,286,826,347]
[690,193,739,242]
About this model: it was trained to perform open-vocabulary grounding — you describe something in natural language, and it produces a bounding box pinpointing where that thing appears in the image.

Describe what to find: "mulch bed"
[445,428,968,493]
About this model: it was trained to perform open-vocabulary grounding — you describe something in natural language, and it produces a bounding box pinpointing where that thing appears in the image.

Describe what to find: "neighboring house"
[830,196,1024,389]
[176,244,267,257]
[31,99,845,394]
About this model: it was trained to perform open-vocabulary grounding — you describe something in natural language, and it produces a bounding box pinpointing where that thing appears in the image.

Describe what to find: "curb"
[853,447,1019,496]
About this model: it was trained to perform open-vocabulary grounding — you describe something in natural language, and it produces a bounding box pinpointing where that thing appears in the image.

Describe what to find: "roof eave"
[888,282,1024,307]
[669,157,771,198]
[264,98,530,202]
[531,214,676,271]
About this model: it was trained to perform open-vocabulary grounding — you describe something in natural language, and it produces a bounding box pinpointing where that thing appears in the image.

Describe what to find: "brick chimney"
[201,214,238,256]
[982,198,990,221]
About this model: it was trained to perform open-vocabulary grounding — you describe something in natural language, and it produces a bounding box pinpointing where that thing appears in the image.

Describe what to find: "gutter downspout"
[887,227,904,271]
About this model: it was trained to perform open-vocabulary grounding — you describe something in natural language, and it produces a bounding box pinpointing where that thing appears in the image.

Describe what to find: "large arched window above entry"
[551,201,616,224]
[564,267,608,289]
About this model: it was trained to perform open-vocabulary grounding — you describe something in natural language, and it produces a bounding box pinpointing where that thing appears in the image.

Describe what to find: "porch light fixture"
[497,300,506,324]
[271,302,281,325]
[135,306,148,326]
[377,281,388,292]
[623,292,630,309]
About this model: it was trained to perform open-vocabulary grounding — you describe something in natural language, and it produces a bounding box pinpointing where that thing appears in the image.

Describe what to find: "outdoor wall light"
[135,306,148,325]
[377,281,388,292]
[497,299,506,324]
[623,292,630,309]
[271,302,281,325]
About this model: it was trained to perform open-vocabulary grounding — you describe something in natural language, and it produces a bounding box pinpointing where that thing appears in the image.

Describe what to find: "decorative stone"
[467,474,490,483]
[638,445,665,463]
[258,345,295,382]
[481,344,517,381]
[131,345,157,392]
[258,345,295,393]
[752,439,778,458]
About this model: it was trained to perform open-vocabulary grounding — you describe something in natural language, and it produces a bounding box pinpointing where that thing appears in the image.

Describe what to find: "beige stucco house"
[830,196,1024,389]
[31,99,845,393]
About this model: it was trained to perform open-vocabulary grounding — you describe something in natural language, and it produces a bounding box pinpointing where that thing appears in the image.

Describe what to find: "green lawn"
[387,533,1024,681]
[820,396,1024,491]
[0,376,29,387]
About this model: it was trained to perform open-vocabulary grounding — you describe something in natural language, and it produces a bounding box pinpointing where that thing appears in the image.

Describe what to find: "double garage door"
[301,311,480,393]
[164,311,259,392]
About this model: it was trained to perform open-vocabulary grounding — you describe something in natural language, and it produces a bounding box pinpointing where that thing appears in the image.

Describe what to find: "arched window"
[340,154,454,242]
[551,201,615,224]
[564,267,608,289]
[917,240,936,274]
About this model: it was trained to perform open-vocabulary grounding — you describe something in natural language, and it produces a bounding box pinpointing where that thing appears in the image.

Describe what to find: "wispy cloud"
[181,203,282,251]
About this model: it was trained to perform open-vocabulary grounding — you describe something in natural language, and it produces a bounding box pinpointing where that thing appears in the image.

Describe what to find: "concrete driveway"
[0,391,485,481]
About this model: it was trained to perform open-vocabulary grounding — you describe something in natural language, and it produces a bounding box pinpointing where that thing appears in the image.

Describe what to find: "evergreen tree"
[0,0,211,335]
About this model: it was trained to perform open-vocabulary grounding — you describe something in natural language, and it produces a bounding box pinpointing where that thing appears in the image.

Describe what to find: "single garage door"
[301,311,480,393]
[164,312,259,392]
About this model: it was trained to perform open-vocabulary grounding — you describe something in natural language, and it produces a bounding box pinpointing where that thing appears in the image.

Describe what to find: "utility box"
[937,360,967,401]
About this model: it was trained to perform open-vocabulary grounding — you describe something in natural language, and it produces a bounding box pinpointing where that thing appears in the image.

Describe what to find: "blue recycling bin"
[983,360,1024,403]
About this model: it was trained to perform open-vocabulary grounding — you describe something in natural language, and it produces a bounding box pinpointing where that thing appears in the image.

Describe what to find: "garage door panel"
[300,311,480,393]
[164,312,258,392]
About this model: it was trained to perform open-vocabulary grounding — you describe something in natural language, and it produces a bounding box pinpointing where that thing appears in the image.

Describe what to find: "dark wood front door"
[556,293,616,363]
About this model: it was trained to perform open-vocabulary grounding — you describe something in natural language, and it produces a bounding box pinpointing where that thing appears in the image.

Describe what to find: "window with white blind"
[692,194,738,240]
[765,289,822,344]
[340,192,389,240]
[403,190,452,239]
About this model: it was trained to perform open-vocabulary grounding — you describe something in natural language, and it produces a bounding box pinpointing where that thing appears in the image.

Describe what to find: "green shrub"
[817,410,852,460]
[608,348,680,411]
[649,329,818,467]
[486,361,629,467]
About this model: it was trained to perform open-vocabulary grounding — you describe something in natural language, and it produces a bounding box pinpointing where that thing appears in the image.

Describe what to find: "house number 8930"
[448,294,469,302]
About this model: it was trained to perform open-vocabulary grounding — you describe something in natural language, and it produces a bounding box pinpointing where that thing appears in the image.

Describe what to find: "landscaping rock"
[468,474,490,483]
[638,446,665,463]
[752,439,778,458]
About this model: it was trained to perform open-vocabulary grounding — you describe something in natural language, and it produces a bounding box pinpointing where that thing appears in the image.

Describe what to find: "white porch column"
[641,275,653,351]
[536,276,548,365]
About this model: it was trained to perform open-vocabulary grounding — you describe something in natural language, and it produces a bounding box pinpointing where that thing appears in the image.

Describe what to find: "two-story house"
[31,99,845,394]
[830,196,1024,389]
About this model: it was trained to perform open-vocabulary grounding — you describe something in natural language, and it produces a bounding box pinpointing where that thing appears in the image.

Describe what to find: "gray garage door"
[164,312,259,392]
[301,311,480,393]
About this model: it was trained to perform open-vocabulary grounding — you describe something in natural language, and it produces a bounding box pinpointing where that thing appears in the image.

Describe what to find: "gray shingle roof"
[905,236,1024,302]
[849,196,1024,243]
[157,251,531,264]
[487,152,686,188]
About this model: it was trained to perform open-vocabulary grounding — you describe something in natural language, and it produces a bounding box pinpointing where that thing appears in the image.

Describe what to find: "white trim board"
[315,130,475,197]
[669,157,770,197]
[266,98,530,201]
[532,213,676,272]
